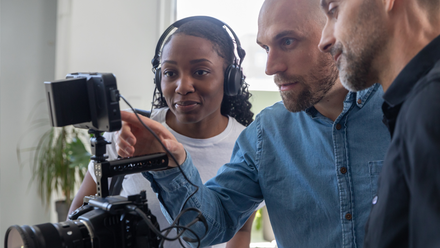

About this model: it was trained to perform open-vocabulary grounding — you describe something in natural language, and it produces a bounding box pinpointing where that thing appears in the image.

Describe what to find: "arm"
[67,171,97,218]
[119,111,263,247]
[226,211,256,248]
[406,85,440,247]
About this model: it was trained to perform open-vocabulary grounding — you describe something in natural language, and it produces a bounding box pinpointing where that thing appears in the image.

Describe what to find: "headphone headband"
[152,16,246,97]
[152,16,246,72]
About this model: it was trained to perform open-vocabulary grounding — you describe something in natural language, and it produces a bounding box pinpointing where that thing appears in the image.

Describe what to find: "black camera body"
[7,194,160,248]
[45,72,121,132]
[69,194,161,248]
[5,73,168,248]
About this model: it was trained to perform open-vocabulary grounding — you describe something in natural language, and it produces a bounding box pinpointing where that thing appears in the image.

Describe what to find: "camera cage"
[4,72,209,248]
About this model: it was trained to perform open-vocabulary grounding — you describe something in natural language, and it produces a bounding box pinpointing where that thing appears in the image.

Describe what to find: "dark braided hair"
[152,19,254,127]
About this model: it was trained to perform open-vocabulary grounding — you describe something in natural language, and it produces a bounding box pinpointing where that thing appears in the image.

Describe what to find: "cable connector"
[111,89,120,102]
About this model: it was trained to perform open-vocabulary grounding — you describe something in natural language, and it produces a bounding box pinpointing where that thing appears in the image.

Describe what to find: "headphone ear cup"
[154,68,162,92]
[224,64,243,96]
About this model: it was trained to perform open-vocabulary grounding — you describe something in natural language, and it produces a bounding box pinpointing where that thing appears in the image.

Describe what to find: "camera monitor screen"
[45,72,121,132]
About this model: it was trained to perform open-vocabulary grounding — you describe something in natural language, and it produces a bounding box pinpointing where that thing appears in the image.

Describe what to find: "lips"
[173,100,200,112]
[175,100,199,106]
[278,82,299,91]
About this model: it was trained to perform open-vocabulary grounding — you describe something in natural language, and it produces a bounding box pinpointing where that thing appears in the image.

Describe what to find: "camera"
[45,72,121,132]
[4,73,169,248]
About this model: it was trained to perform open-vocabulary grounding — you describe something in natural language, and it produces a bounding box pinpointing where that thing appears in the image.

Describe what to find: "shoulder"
[241,101,305,139]
[403,79,440,125]
[254,101,308,127]
[256,101,292,120]
[397,73,440,140]
[228,116,246,132]
[150,107,168,123]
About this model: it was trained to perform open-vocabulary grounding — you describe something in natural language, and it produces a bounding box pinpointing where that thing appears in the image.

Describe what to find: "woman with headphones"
[68,16,256,247]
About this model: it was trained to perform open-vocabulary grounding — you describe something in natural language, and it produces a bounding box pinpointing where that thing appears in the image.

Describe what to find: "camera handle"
[89,130,111,198]
[88,129,169,198]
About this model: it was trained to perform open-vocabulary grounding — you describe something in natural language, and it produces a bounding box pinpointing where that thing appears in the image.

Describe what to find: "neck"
[166,109,229,139]
[314,79,348,122]
[379,2,440,91]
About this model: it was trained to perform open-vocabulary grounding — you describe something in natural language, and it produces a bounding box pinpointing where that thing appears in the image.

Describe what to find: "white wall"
[0,0,174,243]
[0,0,57,242]
[57,0,175,110]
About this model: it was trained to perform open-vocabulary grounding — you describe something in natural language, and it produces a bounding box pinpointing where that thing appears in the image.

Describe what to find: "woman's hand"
[116,111,186,167]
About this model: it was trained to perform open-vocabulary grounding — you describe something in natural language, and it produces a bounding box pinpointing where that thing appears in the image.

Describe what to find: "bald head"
[259,0,325,30]
[256,0,339,113]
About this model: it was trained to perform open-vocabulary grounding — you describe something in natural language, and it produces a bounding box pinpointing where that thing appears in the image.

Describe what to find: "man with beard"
[116,0,389,247]
[318,0,440,247]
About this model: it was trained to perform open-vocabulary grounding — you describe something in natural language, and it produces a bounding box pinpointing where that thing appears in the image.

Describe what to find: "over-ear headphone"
[151,16,246,97]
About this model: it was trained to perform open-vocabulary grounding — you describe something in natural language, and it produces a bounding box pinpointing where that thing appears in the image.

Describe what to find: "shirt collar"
[352,83,381,109]
[383,34,440,107]
[305,83,380,118]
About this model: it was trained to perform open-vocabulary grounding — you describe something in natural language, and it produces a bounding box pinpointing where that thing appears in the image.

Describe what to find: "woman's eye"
[163,71,175,77]
[195,70,208,76]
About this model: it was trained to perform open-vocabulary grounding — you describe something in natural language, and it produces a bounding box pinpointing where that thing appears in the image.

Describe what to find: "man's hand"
[116,111,186,167]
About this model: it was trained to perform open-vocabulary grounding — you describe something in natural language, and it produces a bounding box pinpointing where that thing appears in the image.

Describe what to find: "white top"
[88,107,246,248]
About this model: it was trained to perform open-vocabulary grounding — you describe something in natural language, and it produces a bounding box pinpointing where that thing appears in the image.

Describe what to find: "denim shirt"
[145,83,390,248]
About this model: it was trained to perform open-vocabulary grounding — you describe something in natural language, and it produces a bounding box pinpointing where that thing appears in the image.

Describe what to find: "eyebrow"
[190,58,212,65]
[274,30,299,41]
[161,60,177,66]
[257,30,300,46]
[161,58,213,66]
[320,0,329,9]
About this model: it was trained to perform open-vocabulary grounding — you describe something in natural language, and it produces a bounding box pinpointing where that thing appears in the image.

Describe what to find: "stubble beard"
[337,3,386,92]
[278,57,339,113]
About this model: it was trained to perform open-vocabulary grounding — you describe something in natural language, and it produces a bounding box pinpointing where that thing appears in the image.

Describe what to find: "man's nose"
[319,20,336,53]
[265,49,287,76]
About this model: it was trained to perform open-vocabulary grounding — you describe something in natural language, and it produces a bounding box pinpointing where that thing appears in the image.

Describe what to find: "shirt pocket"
[369,160,384,198]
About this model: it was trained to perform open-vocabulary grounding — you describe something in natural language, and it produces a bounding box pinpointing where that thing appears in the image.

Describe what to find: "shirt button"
[357,99,362,104]
[372,195,378,205]
[336,123,342,130]
[340,167,347,174]
[345,213,352,220]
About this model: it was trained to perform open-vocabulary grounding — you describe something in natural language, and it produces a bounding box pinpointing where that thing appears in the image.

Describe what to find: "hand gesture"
[116,111,186,167]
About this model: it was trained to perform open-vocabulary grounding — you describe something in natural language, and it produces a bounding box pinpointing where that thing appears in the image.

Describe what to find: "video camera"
[4,73,168,248]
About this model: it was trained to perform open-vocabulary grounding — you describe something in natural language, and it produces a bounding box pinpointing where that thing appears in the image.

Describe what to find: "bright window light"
[176,0,277,91]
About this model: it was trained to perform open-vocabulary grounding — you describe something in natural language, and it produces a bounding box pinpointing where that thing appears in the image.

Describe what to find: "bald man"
[117,0,390,247]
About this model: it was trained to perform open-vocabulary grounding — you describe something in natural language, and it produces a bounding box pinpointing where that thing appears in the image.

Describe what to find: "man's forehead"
[260,0,305,17]
[257,0,314,40]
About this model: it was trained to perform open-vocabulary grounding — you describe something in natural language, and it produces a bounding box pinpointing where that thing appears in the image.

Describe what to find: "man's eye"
[281,38,296,48]
[284,39,294,46]
[328,3,338,17]
[262,45,269,53]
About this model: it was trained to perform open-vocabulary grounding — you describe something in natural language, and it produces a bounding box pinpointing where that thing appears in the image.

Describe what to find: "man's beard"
[333,2,386,92]
[277,61,338,112]
[336,39,384,92]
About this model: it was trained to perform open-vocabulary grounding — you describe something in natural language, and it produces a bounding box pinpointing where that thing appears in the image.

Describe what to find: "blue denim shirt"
[145,83,390,248]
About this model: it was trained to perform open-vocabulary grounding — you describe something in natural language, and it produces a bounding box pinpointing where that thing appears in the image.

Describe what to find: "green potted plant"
[18,126,91,221]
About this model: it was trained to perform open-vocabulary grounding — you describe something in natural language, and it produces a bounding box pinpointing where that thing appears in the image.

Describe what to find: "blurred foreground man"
[117,0,390,247]
[319,0,440,247]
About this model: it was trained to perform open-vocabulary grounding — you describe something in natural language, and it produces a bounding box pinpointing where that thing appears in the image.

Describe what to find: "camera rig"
[5,73,168,248]
[5,73,208,248]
